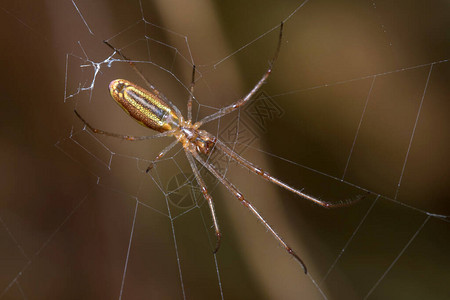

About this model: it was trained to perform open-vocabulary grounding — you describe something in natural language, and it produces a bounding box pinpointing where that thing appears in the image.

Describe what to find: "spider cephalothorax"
[177,127,217,156]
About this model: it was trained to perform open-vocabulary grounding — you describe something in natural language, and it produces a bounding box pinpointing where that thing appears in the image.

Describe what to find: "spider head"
[193,130,216,155]
[180,127,216,155]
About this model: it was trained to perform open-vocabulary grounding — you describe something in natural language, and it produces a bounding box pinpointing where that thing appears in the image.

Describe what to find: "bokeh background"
[1,0,449,299]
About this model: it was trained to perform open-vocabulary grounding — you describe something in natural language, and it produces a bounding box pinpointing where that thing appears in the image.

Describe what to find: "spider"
[74,23,360,274]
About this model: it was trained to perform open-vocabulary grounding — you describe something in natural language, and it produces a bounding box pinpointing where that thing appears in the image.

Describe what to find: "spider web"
[1,0,449,299]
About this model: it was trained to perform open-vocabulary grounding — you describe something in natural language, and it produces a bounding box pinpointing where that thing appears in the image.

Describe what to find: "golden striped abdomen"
[109,79,179,132]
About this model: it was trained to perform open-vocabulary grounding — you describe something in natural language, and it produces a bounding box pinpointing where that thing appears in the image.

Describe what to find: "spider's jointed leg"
[215,140,364,208]
[190,148,308,273]
[104,40,153,91]
[146,140,179,172]
[196,22,284,127]
[185,150,222,253]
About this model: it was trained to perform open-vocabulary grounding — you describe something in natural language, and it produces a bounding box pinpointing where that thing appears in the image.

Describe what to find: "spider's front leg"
[195,22,284,127]
[190,149,308,273]
[184,149,222,253]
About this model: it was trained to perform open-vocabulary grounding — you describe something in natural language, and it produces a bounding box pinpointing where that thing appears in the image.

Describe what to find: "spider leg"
[146,140,179,172]
[187,65,196,122]
[195,22,284,127]
[104,40,153,90]
[215,140,365,208]
[190,149,307,273]
[184,150,222,253]
[75,110,174,141]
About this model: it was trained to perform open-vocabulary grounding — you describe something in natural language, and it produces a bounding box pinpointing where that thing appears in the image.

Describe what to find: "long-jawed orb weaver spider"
[74,23,361,274]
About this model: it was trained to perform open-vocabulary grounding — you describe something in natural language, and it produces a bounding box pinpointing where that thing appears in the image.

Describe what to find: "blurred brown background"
[1,0,449,299]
